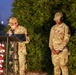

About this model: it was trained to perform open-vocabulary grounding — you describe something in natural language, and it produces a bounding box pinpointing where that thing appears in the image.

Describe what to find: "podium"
[0,36,22,75]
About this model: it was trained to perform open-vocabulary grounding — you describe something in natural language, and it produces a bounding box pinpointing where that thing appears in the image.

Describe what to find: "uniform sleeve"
[24,29,30,44]
[59,26,71,51]
[49,28,54,51]
[21,28,30,44]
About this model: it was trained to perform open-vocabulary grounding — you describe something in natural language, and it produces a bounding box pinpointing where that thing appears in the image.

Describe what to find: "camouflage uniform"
[49,12,71,75]
[8,25,30,75]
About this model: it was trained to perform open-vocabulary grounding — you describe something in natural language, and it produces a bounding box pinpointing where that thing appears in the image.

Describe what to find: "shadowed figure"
[0,24,6,36]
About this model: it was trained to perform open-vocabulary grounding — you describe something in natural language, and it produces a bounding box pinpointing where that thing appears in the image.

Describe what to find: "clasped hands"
[52,49,60,54]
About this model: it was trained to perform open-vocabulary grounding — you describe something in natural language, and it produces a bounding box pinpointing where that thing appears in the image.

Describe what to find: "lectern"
[0,36,22,75]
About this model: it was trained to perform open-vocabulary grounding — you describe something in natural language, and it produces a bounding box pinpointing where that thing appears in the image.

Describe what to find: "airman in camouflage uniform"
[49,12,71,75]
[8,17,30,75]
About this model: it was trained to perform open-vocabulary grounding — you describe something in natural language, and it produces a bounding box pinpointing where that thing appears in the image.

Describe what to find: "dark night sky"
[0,0,14,25]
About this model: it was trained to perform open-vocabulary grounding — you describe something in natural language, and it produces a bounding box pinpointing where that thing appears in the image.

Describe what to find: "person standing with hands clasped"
[7,17,30,75]
[49,11,71,75]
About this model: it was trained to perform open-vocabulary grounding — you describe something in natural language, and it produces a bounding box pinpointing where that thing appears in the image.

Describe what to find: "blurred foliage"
[68,34,76,74]
[4,25,10,32]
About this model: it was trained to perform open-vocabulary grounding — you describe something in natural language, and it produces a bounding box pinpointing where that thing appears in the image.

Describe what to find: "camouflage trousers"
[18,49,27,75]
[51,51,69,75]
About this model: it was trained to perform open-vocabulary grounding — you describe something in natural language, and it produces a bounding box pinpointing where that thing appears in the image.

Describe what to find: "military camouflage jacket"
[49,22,71,51]
[8,25,30,50]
